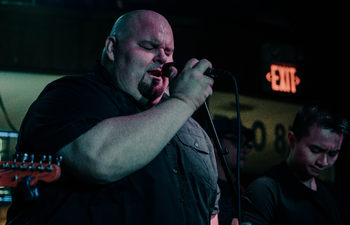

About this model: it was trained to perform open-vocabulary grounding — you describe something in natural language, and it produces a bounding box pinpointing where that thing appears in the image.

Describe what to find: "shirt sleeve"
[241,177,279,225]
[17,75,135,156]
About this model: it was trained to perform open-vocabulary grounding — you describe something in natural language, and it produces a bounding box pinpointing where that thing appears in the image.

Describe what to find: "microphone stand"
[202,74,250,225]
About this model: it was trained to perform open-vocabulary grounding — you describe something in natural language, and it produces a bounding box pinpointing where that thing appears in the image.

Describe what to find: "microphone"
[162,62,232,78]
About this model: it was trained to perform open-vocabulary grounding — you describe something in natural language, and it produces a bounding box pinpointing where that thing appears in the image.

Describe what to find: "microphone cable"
[222,72,250,225]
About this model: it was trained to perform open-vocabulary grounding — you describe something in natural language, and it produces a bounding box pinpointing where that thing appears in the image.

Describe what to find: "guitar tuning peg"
[37,154,46,164]
[30,154,35,163]
[20,153,29,163]
[56,156,62,166]
[48,155,52,164]
[13,153,19,162]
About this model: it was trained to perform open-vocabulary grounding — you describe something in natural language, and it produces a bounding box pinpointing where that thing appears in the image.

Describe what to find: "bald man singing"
[7,10,220,225]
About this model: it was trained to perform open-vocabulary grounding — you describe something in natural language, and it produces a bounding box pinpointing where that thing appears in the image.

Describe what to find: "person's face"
[288,125,344,181]
[113,12,174,106]
[221,134,251,171]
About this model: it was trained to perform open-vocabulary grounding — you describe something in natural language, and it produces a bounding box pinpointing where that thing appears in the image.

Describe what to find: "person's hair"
[292,100,349,142]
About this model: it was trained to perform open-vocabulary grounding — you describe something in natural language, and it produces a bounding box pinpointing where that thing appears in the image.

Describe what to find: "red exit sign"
[265,63,300,94]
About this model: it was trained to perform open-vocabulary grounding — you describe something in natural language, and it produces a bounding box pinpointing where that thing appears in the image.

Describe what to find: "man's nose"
[316,154,328,167]
[154,49,167,64]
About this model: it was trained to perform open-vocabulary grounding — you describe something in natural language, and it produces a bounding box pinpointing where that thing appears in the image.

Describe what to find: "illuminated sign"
[265,63,300,94]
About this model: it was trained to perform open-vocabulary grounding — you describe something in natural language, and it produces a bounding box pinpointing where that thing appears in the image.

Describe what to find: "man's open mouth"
[148,70,162,77]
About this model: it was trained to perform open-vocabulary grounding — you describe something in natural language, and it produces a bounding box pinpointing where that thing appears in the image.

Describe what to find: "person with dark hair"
[241,100,350,225]
[291,100,349,142]
[6,10,220,225]
[207,115,254,225]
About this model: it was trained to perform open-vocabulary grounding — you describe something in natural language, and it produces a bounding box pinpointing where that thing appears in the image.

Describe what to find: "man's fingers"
[231,218,239,225]
[192,58,212,74]
[167,66,178,83]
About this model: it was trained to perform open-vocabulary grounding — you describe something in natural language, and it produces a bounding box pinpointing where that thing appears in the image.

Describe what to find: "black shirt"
[242,161,350,225]
[7,61,219,225]
[217,179,237,225]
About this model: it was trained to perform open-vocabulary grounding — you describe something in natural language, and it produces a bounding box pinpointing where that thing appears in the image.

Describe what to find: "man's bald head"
[101,10,173,67]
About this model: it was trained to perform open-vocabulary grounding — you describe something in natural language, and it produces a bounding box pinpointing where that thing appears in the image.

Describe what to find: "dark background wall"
[1,0,349,103]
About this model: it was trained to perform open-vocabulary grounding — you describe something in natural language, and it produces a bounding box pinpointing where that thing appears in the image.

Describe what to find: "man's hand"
[168,58,214,111]
[210,214,218,225]
[231,218,239,225]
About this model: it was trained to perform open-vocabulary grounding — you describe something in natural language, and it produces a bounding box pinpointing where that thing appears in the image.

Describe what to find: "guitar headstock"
[0,153,61,188]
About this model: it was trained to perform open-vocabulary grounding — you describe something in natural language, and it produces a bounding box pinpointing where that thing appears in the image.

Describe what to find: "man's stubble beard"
[138,79,165,101]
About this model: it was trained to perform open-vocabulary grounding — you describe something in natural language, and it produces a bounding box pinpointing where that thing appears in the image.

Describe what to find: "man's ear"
[105,36,118,62]
[288,131,296,149]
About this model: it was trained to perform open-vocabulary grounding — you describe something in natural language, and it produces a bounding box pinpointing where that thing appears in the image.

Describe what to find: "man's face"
[288,125,343,181]
[221,134,251,171]
[113,13,174,106]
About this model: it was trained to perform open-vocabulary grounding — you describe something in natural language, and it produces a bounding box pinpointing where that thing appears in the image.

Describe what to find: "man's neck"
[286,160,317,191]
[298,176,317,191]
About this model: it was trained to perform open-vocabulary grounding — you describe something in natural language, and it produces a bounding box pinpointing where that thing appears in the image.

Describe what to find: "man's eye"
[328,152,338,157]
[140,44,153,50]
[165,51,172,57]
[310,148,320,153]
